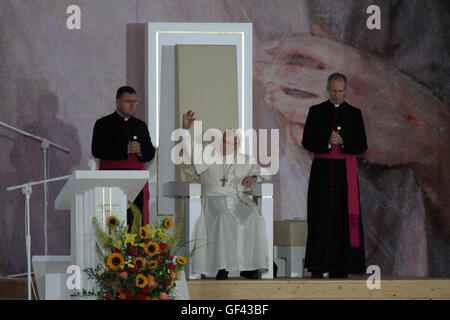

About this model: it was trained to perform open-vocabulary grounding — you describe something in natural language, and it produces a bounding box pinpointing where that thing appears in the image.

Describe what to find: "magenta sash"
[314,145,360,248]
[100,154,150,225]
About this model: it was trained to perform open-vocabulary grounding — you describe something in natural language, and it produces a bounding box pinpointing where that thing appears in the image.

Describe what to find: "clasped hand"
[128,141,141,154]
[329,130,343,145]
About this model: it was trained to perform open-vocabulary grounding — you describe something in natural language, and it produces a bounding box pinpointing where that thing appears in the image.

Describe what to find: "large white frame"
[145,23,253,217]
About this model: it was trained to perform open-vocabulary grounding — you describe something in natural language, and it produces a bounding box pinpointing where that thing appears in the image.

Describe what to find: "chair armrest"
[162,181,201,198]
[247,182,273,197]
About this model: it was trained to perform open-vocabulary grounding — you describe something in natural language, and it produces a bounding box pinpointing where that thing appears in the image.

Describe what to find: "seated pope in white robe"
[179,110,269,280]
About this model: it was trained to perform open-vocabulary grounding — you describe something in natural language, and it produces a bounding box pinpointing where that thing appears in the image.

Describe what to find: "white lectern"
[33,170,149,299]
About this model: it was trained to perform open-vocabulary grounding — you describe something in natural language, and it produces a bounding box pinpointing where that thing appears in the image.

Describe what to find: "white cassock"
[181,131,269,277]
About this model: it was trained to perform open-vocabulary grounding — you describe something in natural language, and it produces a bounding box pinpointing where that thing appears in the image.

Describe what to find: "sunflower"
[139,226,150,239]
[144,242,160,256]
[135,274,148,288]
[133,257,146,271]
[148,260,158,269]
[163,218,173,229]
[176,256,187,266]
[107,216,119,228]
[106,252,125,271]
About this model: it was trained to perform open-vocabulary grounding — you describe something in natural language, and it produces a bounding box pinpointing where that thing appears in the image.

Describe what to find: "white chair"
[163,181,274,280]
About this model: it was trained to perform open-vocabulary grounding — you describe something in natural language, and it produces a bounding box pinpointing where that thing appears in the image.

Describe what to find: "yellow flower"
[106,252,125,271]
[124,233,136,244]
[107,216,119,228]
[110,235,122,248]
[133,257,146,271]
[176,256,187,266]
[163,218,173,229]
[139,226,150,239]
[135,274,148,288]
[131,242,146,248]
[144,242,160,256]
[158,230,169,241]
[149,228,157,237]
[148,260,158,269]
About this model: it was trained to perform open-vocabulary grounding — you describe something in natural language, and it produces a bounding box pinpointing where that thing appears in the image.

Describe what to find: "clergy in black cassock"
[302,73,367,279]
[91,86,155,227]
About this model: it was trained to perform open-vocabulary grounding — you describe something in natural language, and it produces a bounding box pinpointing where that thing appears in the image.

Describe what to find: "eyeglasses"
[121,100,138,105]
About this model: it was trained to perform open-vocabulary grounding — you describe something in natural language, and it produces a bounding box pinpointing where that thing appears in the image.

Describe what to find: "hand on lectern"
[182,109,196,130]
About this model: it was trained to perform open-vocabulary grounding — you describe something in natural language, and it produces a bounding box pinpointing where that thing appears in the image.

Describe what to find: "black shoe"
[311,272,323,279]
[329,272,348,278]
[240,270,259,279]
[216,269,228,280]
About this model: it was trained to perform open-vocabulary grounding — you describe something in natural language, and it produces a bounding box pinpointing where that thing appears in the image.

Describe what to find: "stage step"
[0,278,39,300]
[186,277,450,300]
[1,277,449,300]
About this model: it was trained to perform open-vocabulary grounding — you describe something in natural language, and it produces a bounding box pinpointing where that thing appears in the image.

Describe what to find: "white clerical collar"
[116,110,129,121]
[330,99,341,108]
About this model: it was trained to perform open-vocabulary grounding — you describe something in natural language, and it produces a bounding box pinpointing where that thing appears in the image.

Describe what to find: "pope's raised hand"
[182,109,196,130]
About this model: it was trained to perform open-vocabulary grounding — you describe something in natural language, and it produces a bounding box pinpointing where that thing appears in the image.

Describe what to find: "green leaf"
[167,222,183,252]
[95,241,107,260]
[128,201,142,235]
[92,217,111,248]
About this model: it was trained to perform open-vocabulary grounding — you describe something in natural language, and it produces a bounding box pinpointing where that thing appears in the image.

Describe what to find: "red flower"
[161,251,168,256]
[116,287,122,294]
[130,248,138,256]
[164,279,171,287]
[141,286,150,294]
[105,280,111,287]
[137,293,146,300]
[105,294,113,300]
[129,265,138,272]
[113,248,121,253]
[167,263,176,270]
[155,258,161,262]
[159,242,168,250]
[169,255,173,260]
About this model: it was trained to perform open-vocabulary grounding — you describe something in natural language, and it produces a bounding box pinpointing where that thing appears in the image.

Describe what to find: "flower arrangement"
[77,201,193,300]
